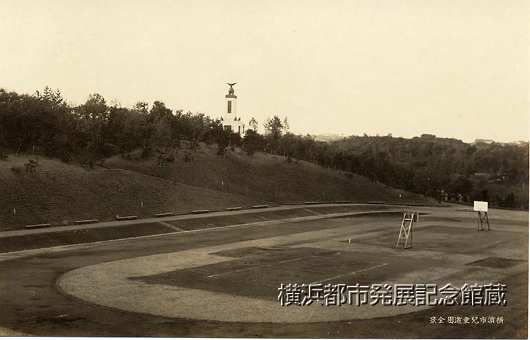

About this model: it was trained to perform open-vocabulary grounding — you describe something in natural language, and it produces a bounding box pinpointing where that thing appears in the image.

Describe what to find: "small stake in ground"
[474,201,490,231]
[396,211,415,249]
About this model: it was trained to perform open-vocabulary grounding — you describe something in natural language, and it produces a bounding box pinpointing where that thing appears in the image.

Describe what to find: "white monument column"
[223,83,243,134]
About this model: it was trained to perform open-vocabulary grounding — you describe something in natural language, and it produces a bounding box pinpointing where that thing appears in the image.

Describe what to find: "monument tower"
[222,83,244,134]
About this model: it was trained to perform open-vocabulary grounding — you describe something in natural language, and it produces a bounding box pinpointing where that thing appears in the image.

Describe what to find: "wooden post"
[477,211,491,231]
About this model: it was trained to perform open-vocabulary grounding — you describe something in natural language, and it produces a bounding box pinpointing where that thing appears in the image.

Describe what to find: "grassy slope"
[0,146,435,231]
[105,146,433,205]
[0,156,267,231]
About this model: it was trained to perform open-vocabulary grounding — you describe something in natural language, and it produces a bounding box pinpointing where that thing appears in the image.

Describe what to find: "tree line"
[0,87,242,164]
[253,119,528,209]
[1,87,527,209]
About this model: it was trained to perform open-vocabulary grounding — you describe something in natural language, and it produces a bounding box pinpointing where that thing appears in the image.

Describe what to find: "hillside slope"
[105,146,433,205]
[0,147,435,231]
[0,156,267,231]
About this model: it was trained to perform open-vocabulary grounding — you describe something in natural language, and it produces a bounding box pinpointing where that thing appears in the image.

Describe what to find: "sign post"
[473,201,490,231]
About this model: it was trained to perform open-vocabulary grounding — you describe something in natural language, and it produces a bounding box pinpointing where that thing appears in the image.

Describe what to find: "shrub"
[10,166,22,174]
[141,145,152,159]
[184,151,193,163]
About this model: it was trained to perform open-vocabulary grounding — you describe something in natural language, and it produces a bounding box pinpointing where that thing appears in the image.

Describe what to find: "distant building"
[473,139,494,145]
[221,83,244,134]
[313,133,345,142]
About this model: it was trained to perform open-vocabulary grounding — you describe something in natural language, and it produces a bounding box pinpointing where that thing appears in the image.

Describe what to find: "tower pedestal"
[222,83,244,134]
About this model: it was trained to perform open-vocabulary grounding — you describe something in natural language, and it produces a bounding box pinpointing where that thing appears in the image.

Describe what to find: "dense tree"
[263,115,284,140]
[242,129,264,157]
[149,101,172,122]
[0,87,527,209]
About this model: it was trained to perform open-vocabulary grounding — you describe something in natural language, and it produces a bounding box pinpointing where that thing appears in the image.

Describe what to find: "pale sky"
[1,0,528,142]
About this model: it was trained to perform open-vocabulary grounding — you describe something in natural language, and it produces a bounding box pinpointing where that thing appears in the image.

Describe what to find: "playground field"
[0,204,527,338]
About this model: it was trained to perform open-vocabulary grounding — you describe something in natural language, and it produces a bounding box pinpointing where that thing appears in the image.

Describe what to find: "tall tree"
[149,101,172,122]
[263,116,284,140]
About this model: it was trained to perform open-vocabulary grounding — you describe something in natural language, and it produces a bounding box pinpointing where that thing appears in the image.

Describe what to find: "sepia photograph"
[0,0,528,338]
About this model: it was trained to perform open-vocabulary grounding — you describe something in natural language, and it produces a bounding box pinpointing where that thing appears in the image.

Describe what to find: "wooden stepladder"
[477,211,491,231]
[396,212,415,249]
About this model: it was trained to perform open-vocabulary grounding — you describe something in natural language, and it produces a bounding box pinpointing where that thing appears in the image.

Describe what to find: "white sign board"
[473,201,488,212]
